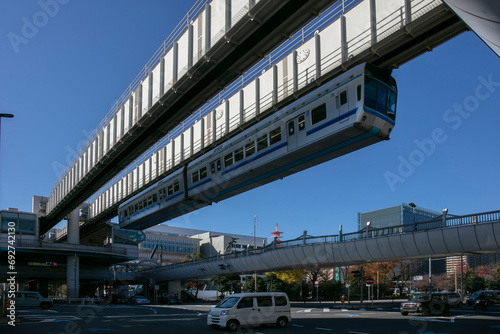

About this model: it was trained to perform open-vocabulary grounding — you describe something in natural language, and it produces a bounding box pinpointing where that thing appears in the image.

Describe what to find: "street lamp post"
[0,113,14,152]
[409,203,416,231]
[253,216,257,292]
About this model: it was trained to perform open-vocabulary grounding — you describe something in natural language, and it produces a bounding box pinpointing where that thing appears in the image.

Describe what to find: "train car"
[119,63,397,230]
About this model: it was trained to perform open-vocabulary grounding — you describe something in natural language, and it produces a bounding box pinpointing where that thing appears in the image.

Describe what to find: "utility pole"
[254,216,257,292]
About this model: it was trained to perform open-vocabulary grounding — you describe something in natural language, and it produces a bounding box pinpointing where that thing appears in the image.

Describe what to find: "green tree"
[184,252,205,262]
[242,276,267,292]
[464,272,485,293]
[318,280,343,300]
[211,275,242,296]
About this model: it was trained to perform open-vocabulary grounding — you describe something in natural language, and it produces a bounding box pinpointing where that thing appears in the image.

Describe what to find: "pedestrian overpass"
[134,210,500,283]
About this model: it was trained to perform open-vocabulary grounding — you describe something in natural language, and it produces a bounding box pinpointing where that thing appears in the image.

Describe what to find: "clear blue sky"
[1,1,499,242]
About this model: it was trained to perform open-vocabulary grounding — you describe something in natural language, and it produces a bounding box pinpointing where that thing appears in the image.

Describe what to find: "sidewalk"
[290,298,407,310]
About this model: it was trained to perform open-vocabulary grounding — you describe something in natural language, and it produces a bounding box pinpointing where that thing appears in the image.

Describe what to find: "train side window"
[311,103,327,124]
[135,203,139,212]
[257,134,268,151]
[340,90,347,105]
[200,166,207,179]
[357,85,361,101]
[234,148,244,162]
[270,128,281,145]
[138,201,143,210]
[210,162,215,174]
[192,171,199,184]
[225,153,234,167]
[167,184,174,196]
[152,194,157,203]
[174,181,179,192]
[159,188,165,200]
[288,121,295,136]
[123,210,127,218]
[143,199,148,208]
[148,196,152,206]
[298,114,305,131]
[128,206,134,215]
[245,142,255,157]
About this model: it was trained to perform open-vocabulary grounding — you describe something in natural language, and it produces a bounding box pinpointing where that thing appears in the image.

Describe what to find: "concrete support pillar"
[168,280,182,298]
[67,255,80,299]
[67,208,80,299]
[67,208,80,244]
[39,279,49,297]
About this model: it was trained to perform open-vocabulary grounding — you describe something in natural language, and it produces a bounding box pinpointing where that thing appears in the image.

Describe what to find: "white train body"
[119,63,397,230]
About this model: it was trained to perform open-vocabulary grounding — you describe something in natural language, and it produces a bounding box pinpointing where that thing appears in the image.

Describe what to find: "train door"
[286,113,305,151]
[337,88,349,118]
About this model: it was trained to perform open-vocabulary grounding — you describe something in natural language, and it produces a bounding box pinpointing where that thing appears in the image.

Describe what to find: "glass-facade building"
[357,203,442,231]
[0,209,38,235]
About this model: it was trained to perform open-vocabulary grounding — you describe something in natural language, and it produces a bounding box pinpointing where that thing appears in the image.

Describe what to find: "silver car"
[435,292,463,308]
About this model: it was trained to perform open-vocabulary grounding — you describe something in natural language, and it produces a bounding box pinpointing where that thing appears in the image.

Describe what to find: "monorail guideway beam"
[40,0,340,234]
[72,0,468,241]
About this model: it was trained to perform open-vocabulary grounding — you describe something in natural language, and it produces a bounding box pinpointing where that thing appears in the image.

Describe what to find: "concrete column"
[67,255,80,299]
[67,208,80,244]
[168,280,182,298]
[67,208,80,299]
[39,279,49,297]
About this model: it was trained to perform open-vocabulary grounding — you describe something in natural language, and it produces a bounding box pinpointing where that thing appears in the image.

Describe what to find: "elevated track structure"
[49,0,468,241]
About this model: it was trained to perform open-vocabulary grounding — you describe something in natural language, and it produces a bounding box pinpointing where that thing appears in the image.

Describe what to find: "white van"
[207,292,291,331]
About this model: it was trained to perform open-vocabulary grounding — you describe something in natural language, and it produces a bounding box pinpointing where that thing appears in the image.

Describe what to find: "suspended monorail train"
[118,63,397,230]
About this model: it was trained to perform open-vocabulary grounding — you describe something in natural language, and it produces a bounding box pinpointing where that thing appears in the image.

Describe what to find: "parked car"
[467,290,500,306]
[434,292,463,308]
[160,295,181,305]
[128,296,151,305]
[8,291,53,309]
[400,293,451,316]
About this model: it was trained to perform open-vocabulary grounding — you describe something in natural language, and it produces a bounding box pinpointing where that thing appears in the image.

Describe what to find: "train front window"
[365,75,397,120]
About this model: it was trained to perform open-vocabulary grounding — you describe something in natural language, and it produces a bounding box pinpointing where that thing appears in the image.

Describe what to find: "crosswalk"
[295,306,400,314]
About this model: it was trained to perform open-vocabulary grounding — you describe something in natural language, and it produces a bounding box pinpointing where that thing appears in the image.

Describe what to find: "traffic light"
[352,268,364,278]
[45,262,58,266]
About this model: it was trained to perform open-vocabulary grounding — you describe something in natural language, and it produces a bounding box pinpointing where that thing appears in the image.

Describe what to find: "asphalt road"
[2,302,499,334]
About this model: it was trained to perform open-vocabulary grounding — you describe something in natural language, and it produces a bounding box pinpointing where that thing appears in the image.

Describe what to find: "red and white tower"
[270,223,283,242]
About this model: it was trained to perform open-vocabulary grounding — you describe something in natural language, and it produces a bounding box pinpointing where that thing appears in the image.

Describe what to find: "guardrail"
[151,209,500,272]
